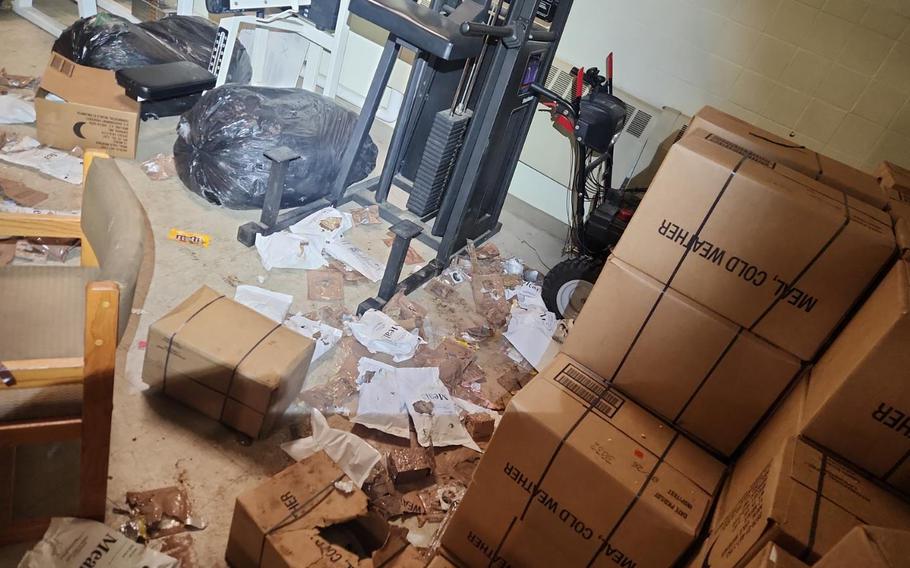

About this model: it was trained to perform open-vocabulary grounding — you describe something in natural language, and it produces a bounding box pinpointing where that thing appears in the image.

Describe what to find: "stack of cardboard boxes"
[439,107,910,567]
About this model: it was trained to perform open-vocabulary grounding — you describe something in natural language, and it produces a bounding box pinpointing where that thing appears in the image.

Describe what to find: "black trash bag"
[141,15,252,84]
[174,85,378,210]
[52,14,251,83]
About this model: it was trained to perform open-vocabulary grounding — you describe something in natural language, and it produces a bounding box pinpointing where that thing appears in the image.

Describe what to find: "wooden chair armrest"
[0,211,98,267]
[1,358,84,389]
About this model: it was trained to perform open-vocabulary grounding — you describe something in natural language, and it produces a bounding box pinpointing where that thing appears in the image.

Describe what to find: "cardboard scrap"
[352,204,381,225]
[307,269,344,302]
[0,176,47,206]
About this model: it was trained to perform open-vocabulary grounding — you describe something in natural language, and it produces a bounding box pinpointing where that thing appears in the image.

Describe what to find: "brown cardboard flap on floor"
[442,353,725,568]
[35,53,140,158]
[690,436,910,568]
[562,256,801,457]
[142,285,314,438]
[814,525,910,568]
[877,160,910,197]
[801,259,910,495]
[742,543,808,568]
[688,106,888,209]
[613,129,895,360]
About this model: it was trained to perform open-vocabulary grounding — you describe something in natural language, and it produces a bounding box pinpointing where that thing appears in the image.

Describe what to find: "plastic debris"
[0,94,35,124]
[0,68,38,90]
[503,284,560,372]
[306,269,344,301]
[254,231,326,271]
[234,285,293,322]
[284,313,342,362]
[352,204,381,225]
[347,310,424,362]
[141,153,177,181]
[388,447,435,486]
[325,238,385,282]
[0,136,82,184]
[281,409,381,488]
[19,517,178,568]
[117,486,207,541]
[289,206,353,243]
[167,228,210,247]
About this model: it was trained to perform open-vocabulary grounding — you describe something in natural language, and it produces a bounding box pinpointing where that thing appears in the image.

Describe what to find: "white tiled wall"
[556,0,910,171]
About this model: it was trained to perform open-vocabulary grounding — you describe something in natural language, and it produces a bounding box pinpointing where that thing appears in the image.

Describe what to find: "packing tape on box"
[160,294,284,423]
[487,153,863,566]
[801,453,828,561]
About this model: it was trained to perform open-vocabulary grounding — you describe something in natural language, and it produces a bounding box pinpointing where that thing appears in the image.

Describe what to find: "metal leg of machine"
[237,147,302,246]
[356,219,424,315]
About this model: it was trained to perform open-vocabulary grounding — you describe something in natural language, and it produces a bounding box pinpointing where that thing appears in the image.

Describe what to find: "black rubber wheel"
[542,257,604,319]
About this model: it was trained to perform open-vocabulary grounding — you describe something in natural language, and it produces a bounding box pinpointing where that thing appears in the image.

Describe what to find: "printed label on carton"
[552,363,626,419]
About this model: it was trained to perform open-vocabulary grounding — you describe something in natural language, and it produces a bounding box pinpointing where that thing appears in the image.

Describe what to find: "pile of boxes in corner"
[433,107,910,568]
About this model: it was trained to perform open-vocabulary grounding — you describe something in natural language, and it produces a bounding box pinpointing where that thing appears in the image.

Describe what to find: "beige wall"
[555,0,910,172]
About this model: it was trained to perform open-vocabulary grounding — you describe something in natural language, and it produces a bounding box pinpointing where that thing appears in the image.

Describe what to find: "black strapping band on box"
[583,433,680,568]
[161,295,227,390]
[486,156,750,568]
[218,322,283,421]
[800,453,828,562]
[885,448,910,482]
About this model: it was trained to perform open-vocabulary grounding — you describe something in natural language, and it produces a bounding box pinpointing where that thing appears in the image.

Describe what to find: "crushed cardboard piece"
[352,204,381,225]
[306,269,344,302]
[475,242,500,260]
[281,409,381,488]
[0,68,39,90]
[471,274,509,328]
[19,517,178,568]
[141,153,177,181]
[152,533,198,568]
[463,412,494,441]
[234,284,293,323]
[0,176,47,206]
[425,278,455,299]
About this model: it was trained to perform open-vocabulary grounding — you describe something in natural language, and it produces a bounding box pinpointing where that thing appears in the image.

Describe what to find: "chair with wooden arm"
[0,154,146,544]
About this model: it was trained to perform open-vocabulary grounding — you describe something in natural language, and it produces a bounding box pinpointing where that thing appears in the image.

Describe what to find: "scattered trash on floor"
[0,93,35,124]
[285,313,342,362]
[166,228,211,247]
[18,517,178,568]
[383,237,426,265]
[325,238,385,282]
[280,408,381,488]
[0,68,39,90]
[234,284,293,323]
[352,204,381,225]
[0,176,47,206]
[503,282,560,371]
[306,269,344,301]
[116,486,207,541]
[0,136,82,183]
[255,230,325,270]
[141,153,177,181]
[347,310,425,362]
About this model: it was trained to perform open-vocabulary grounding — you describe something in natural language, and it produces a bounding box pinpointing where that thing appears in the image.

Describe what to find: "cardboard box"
[226,452,424,568]
[814,525,910,568]
[688,106,888,209]
[690,431,910,568]
[442,353,725,568]
[799,259,910,495]
[742,543,807,568]
[877,160,910,198]
[142,286,314,438]
[613,130,895,360]
[35,53,140,159]
[562,256,801,457]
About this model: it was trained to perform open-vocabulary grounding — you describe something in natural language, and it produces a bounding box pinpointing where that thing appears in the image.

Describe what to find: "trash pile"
[0,68,38,126]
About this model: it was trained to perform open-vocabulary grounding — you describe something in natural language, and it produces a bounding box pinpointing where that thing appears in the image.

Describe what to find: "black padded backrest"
[116,61,215,101]
[351,0,484,60]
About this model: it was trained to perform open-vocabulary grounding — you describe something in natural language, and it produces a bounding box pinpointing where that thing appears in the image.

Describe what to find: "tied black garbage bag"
[174,85,379,210]
[52,13,251,84]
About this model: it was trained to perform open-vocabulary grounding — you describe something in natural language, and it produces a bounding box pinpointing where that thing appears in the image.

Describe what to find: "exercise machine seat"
[116,61,216,102]
[350,0,484,60]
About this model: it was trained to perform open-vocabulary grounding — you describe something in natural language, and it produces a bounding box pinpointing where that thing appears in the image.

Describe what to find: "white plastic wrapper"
[289,206,353,244]
[281,409,381,488]
[504,283,559,371]
[346,309,424,362]
[352,358,479,451]
[0,136,82,184]
[325,238,384,282]
[254,231,327,271]
[234,284,293,322]
[18,517,177,568]
[0,94,36,124]
[285,313,342,362]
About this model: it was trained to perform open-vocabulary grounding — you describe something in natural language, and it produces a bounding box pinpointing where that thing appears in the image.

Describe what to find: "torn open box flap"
[39,53,138,112]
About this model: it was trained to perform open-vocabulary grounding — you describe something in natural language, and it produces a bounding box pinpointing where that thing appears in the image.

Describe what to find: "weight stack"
[406,109,473,217]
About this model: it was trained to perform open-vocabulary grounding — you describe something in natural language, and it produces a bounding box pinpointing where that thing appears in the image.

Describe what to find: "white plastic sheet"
[0,136,82,184]
[18,517,177,568]
[254,231,326,271]
[280,409,381,488]
[325,238,384,282]
[346,310,424,362]
[289,206,353,243]
[0,94,35,124]
[504,283,559,371]
[234,285,293,322]
[285,313,342,362]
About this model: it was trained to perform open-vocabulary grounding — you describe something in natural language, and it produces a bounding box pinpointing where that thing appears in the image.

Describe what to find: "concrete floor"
[0,7,568,565]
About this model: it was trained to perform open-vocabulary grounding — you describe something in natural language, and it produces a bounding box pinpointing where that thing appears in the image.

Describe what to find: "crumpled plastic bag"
[53,13,251,84]
[173,85,378,209]
[346,310,424,362]
[18,517,178,568]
